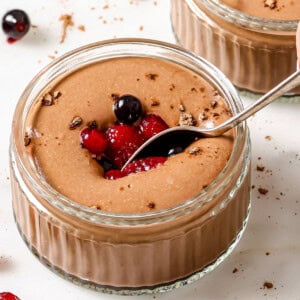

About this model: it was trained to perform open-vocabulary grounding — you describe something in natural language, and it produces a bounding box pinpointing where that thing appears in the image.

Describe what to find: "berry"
[113,94,142,124]
[122,156,167,176]
[2,9,30,42]
[105,124,144,168]
[0,292,20,300]
[139,114,169,140]
[80,127,108,155]
[104,169,124,180]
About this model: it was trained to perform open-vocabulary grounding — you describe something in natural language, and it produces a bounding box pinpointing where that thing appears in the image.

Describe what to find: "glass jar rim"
[11,38,249,226]
[188,0,298,32]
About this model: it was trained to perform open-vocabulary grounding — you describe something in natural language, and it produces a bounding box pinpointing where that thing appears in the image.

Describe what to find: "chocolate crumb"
[212,112,220,117]
[210,100,218,109]
[256,165,265,172]
[87,120,98,129]
[111,93,120,101]
[178,104,185,112]
[258,187,269,195]
[264,0,277,9]
[263,281,274,289]
[59,14,74,43]
[77,25,85,31]
[145,73,158,80]
[150,98,160,106]
[191,87,197,92]
[179,112,196,126]
[169,83,175,91]
[189,146,201,155]
[198,112,208,121]
[90,205,101,210]
[69,116,83,130]
[265,252,270,256]
[148,202,156,209]
[232,267,238,273]
[24,133,31,146]
[41,91,62,106]
[265,135,272,141]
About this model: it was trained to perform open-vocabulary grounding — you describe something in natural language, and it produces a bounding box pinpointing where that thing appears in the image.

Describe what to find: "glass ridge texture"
[171,0,299,95]
[10,39,251,294]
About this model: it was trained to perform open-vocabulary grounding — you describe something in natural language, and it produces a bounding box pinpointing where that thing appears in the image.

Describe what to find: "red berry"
[0,292,20,300]
[104,169,124,180]
[80,127,107,155]
[122,156,167,176]
[139,114,169,140]
[105,124,144,168]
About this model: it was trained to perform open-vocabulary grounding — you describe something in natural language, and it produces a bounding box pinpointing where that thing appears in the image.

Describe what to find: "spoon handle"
[210,69,300,136]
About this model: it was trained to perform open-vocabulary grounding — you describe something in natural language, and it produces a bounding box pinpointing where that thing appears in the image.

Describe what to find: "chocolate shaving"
[69,116,83,130]
[264,0,277,9]
[145,73,158,80]
[24,133,31,146]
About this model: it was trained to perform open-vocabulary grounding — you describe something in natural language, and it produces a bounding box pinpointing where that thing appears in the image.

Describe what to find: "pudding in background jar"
[10,39,251,294]
[171,0,300,94]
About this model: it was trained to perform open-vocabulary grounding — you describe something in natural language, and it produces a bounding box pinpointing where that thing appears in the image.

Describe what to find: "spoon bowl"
[122,69,300,170]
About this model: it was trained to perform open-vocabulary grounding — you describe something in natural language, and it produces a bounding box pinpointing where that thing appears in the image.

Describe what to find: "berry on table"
[2,9,30,43]
[0,292,20,300]
[139,113,169,140]
[80,127,108,155]
[113,94,142,124]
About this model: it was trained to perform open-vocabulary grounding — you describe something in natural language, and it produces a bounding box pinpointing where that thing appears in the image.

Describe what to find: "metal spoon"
[122,69,300,170]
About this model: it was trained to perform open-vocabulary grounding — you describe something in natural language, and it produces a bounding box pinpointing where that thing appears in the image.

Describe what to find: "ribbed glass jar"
[171,0,299,94]
[10,39,251,295]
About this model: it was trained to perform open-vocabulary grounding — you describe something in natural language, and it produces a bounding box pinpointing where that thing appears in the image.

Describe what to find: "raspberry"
[122,156,167,176]
[0,292,20,300]
[104,169,124,180]
[80,127,107,155]
[105,124,144,168]
[139,113,169,140]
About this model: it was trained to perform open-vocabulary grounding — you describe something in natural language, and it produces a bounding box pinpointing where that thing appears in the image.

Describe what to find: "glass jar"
[10,39,251,295]
[171,0,299,94]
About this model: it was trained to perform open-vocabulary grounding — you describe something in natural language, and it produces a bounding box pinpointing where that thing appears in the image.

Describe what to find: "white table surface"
[1,1,300,299]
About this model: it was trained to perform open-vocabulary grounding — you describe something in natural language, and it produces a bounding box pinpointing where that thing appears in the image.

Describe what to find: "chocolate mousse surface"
[221,0,300,20]
[28,57,233,214]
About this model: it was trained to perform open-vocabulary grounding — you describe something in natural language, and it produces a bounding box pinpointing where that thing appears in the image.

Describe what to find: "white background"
[0,1,300,299]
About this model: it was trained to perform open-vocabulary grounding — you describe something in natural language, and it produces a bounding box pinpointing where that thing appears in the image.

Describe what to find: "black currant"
[113,94,142,124]
[2,9,30,41]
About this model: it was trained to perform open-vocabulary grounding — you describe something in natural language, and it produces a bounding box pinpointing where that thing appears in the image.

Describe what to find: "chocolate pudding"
[10,40,251,293]
[171,0,299,93]
[27,57,233,213]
